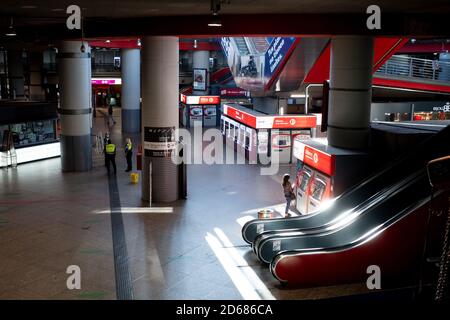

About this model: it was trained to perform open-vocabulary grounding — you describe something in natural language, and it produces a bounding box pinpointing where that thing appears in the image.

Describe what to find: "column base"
[60,134,92,172]
[141,156,179,203]
[122,109,141,133]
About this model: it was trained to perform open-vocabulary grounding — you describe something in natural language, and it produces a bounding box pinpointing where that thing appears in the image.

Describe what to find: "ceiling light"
[208,13,222,27]
[410,39,416,43]
[105,39,111,43]
[208,0,222,27]
[5,17,17,37]
[290,94,306,98]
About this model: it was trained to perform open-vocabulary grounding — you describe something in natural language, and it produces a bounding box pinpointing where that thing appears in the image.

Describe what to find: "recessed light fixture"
[5,17,17,37]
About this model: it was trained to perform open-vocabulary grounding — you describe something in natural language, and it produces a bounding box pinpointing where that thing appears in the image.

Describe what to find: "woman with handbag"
[282,174,295,217]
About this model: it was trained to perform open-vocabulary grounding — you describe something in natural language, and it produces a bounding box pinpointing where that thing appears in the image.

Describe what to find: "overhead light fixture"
[5,17,17,37]
[208,0,222,27]
[410,39,416,43]
[290,94,306,98]
[105,39,111,43]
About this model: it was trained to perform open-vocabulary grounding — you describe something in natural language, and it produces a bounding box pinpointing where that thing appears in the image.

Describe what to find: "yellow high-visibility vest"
[105,144,116,154]
[126,142,133,152]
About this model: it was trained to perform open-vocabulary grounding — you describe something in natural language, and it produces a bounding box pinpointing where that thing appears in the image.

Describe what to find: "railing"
[376,55,450,82]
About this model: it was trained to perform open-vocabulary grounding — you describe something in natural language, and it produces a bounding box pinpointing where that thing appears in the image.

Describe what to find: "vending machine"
[292,137,369,214]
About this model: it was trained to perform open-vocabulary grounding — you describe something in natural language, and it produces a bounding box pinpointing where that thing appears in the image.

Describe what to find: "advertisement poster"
[193,68,207,91]
[220,37,298,91]
[144,126,176,157]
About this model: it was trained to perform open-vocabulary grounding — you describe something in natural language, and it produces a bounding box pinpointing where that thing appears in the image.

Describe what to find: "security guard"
[105,139,117,174]
[125,138,133,172]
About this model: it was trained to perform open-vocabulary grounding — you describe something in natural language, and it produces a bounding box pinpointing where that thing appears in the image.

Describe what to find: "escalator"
[242,124,450,286]
[242,124,450,247]
[234,37,251,55]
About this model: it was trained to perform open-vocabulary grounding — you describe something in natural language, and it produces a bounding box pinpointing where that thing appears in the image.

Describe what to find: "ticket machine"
[295,165,314,214]
[180,94,220,128]
[292,137,370,215]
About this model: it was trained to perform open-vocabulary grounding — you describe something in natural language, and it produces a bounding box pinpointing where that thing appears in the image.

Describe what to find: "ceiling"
[1,0,449,26]
[0,0,449,44]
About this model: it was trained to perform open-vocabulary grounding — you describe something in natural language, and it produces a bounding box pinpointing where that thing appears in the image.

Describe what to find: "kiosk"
[180,94,221,128]
[221,104,316,164]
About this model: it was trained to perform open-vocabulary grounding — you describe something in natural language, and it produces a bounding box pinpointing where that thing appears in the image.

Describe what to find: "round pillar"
[141,37,179,203]
[192,50,209,95]
[58,41,92,172]
[328,36,374,149]
[121,48,141,133]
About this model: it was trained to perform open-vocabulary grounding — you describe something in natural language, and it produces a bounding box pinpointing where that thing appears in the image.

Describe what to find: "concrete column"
[192,50,209,95]
[28,51,45,101]
[58,41,92,172]
[141,37,179,203]
[121,48,141,133]
[328,36,374,149]
[7,50,25,100]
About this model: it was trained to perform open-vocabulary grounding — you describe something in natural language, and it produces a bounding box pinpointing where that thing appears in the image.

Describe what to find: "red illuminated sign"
[220,88,248,97]
[272,116,316,129]
[180,94,220,105]
[303,145,335,176]
[225,106,257,128]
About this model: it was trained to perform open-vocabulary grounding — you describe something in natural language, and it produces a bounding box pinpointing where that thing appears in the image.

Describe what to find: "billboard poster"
[220,37,298,92]
[193,68,207,91]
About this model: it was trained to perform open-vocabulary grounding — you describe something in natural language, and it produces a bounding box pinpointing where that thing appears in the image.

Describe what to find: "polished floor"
[0,108,368,300]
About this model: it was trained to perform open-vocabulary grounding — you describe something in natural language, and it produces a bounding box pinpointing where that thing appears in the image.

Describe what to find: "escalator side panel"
[271,191,449,287]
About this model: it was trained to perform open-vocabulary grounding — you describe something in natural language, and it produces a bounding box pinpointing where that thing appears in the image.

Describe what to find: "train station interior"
[1,0,450,303]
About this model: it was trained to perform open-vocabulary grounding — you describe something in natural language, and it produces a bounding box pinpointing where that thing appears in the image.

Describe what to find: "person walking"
[282,173,294,217]
[105,139,117,175]
[125,138,133,172]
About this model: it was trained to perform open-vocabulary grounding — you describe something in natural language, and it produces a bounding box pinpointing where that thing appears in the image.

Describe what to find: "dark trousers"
[105,155,117,174]
[126,152,132,171]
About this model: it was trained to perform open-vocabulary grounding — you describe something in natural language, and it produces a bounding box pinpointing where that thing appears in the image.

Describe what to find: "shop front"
[0,101,60,164]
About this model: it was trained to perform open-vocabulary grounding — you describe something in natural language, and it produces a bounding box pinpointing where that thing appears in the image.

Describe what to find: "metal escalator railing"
[375,55,450,82]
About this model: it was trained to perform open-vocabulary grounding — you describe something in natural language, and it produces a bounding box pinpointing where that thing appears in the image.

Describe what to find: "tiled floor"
[0,108,369,300]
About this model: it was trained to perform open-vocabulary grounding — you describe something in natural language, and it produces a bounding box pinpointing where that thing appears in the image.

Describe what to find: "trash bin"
[130,172,139,184]
[258,208,274,219]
